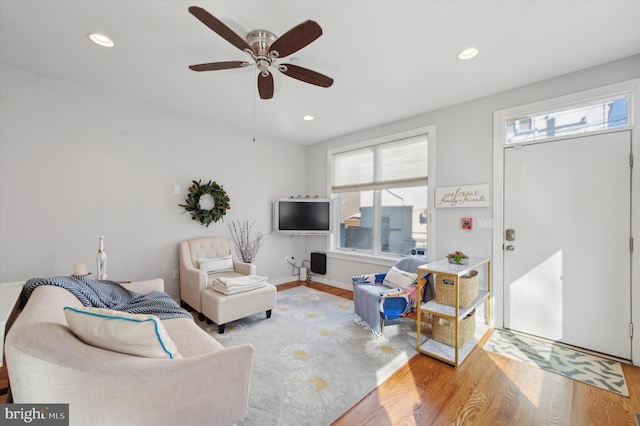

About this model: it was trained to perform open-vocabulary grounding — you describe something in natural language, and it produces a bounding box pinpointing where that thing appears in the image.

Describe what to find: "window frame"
[503,92,632,146]
[327,126,436,264]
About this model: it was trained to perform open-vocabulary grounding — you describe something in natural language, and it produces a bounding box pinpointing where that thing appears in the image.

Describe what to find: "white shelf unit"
[416,257,491,368]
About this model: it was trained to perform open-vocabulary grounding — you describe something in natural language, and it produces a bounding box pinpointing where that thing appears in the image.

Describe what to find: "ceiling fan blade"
[188,6,251,52]
[269,20,322,58]
[258,72,274,99]
[189,61,250,72]
[280,64,334,88]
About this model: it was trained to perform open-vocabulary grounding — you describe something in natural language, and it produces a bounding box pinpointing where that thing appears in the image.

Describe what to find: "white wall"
[307,54,640,282]
[305,53,640,362]
[0,65,308,298]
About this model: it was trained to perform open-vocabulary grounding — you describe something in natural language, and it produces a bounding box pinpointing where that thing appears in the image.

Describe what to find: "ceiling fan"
[188,6,334,100]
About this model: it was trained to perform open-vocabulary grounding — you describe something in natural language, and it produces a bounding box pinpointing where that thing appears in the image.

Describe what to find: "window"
[505,94,629,144]
[331,134,428,258]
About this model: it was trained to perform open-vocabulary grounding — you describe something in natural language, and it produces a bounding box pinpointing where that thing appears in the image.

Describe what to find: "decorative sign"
[435,184,490,208]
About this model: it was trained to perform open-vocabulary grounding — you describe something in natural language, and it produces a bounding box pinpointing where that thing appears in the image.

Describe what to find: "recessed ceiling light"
[303,115,314,121]
[457,47,478,60]
[88,33,115,48]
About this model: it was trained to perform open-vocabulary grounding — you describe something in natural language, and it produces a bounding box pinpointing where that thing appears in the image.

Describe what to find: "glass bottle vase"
[96,236,108,280]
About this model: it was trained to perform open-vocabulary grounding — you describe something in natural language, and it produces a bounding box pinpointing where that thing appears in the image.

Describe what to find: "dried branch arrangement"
[229,219,265,263]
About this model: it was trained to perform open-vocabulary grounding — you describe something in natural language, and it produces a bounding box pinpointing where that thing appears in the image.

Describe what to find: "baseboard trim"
[270,275,351,291]
[270,276,300,285]
[308,276,351,291]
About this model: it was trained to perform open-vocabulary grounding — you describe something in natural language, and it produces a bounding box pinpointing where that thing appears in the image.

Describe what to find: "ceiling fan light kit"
[188,6,333,99]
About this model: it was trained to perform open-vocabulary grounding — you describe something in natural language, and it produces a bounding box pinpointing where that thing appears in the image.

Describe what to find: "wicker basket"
[435,270,479,307]
[432,310,476,347]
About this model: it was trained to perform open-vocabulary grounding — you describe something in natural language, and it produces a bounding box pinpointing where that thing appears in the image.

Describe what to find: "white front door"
[503,130,631,359]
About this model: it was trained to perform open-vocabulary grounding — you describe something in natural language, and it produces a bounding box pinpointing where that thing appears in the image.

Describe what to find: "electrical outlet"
[173,270,180,280]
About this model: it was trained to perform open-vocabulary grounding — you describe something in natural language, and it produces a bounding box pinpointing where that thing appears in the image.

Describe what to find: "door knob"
[505,245,515,251]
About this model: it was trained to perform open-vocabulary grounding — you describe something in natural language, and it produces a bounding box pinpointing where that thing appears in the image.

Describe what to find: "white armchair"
[179,237,255,319]
[179,237,276,333]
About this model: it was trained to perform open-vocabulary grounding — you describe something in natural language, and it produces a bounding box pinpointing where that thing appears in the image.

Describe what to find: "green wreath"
[179,180,231,227]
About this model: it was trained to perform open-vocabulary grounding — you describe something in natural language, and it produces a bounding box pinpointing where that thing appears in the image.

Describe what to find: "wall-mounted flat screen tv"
[273,198,332,235]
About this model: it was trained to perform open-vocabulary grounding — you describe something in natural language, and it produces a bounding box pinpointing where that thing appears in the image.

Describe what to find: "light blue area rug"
[194,286,417,425]
[483,328,629,397]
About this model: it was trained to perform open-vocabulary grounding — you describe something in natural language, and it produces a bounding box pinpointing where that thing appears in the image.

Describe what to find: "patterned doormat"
[483,329,629,397]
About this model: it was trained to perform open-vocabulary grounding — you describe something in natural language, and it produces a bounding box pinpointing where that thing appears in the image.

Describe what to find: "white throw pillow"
[382,266,418,289]
[63,306,181,359]
[198,255,234,273]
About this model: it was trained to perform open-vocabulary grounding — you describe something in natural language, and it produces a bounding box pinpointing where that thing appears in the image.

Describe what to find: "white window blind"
[332,134,428,193]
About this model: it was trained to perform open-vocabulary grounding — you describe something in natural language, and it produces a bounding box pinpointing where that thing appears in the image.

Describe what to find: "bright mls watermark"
[1,404,68,425]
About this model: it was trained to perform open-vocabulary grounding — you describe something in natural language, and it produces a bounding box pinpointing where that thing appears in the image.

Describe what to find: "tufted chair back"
[186,237,234,268]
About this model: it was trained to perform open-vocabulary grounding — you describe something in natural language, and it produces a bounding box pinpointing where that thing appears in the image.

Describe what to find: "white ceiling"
[2,1,639,145]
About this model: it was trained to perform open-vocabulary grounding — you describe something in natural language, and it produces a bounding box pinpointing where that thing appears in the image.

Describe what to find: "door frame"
[492,78,640,364]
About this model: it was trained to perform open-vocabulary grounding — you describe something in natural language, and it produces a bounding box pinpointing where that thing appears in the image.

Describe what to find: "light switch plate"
[477,218,493,229]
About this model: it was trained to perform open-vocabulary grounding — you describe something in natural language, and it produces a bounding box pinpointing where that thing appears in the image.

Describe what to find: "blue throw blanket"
[22,276,192,320]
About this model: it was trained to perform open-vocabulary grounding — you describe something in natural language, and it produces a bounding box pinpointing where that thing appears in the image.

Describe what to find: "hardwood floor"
[3,281,638,425]
[0,361,8,403]
[285,281,640,426]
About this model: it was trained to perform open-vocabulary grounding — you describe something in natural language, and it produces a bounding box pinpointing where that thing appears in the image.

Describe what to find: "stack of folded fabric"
[209,275,268,295]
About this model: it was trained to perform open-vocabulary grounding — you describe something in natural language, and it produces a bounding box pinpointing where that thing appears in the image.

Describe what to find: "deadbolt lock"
[506,229,515,241]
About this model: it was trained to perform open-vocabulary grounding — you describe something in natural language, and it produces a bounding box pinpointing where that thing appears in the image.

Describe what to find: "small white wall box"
[300,267,307,281]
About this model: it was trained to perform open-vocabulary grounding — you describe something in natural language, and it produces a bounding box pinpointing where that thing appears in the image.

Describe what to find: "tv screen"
[274,198,332,235]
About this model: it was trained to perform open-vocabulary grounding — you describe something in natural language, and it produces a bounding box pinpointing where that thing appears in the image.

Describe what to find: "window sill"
[327,250,400,268]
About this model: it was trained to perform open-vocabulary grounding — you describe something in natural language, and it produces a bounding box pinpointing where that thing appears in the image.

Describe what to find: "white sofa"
[5,279,253,426]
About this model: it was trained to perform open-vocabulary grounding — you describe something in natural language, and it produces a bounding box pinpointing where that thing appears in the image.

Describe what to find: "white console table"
[1,281,24,367]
